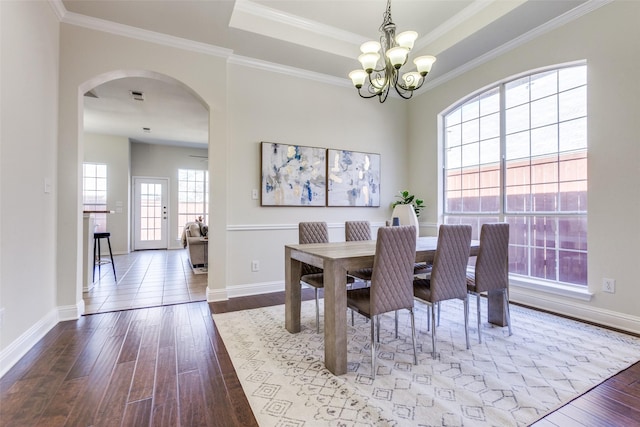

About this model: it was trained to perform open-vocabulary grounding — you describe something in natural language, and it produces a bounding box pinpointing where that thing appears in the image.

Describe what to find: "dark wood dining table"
[284,236,496,376]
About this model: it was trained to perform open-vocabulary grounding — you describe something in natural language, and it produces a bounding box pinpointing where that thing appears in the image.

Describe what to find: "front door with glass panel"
[133,177,169,250]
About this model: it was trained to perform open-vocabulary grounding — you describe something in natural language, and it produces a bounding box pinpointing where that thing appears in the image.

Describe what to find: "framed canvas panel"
[327,149,380,207]
[261,142,327,206]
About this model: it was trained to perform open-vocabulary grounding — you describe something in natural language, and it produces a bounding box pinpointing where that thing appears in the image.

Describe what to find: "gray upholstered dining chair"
[413,224,472,358]
[299,222,354,333]
[345,221,373,285]
[346,225,418,379]
[467,223,512,343]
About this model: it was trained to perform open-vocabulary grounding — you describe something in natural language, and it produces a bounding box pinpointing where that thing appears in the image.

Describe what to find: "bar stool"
[93,232,116,281]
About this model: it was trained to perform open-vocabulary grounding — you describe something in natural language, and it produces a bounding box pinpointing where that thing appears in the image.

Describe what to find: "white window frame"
[83,162,108,233]
[177,168,209,238]
[441,62,589,298]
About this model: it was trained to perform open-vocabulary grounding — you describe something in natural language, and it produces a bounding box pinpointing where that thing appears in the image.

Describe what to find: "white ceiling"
[61,0,591,148]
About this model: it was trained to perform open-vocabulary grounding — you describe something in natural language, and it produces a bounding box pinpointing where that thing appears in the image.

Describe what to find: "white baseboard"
[510,286,640,335]
[0,309,59,378]
[226,281,284,299]
[207,286,228,302]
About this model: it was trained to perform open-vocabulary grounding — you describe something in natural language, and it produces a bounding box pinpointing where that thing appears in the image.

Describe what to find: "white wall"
[226,64,409,294]
[84,133,130,254]
[130,141,208,249]
[408,1,640,331]
[0,0,59,369]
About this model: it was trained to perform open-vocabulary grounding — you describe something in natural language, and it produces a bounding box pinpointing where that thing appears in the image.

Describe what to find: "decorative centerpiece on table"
[390,190,424,238]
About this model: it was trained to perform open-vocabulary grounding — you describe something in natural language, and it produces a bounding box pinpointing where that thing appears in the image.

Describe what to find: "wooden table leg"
[487,289,507,326]
[323,259,347,375]
[285,247,301,333]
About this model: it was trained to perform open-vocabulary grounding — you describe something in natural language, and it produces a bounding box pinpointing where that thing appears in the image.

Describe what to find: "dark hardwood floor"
[1,290,638,426]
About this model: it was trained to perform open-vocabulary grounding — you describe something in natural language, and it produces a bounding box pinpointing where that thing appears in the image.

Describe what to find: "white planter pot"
[391,204,420,239]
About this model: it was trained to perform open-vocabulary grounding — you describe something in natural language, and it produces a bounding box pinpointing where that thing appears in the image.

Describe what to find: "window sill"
[509,275,593,301]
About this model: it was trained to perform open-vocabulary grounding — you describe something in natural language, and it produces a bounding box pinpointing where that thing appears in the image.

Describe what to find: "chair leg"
[394,311,399,339]
[437,301,441,326]
[426,305,431,331]
[504,289,513,336]
[376,316,380,343]
[476,292,482,344]
[97,238,102,278]
[370,315,376,379]
[410,308,417,365]
[315,288,320,334]
[463,297,470,350]
[351,309,354,326]
[106,237,116,280]
[431,303,437,358]
[92,237,97,282]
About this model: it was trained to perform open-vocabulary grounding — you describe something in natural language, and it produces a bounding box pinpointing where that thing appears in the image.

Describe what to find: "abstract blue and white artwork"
[261,142,326,206]
[327,149,380,207]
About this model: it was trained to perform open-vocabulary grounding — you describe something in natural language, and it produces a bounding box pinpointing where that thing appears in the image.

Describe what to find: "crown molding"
[58,8,233,59]
[419,0,613,94]
[233,0,366,46]
[228,55,351,88]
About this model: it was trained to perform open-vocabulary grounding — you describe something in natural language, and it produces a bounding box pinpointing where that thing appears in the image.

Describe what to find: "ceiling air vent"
[130,90,145,101]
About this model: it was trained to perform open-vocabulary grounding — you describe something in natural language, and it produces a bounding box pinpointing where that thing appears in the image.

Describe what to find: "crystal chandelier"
[349,0,436,103]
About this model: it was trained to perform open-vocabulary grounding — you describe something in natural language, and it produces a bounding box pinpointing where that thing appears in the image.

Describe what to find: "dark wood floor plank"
[94,360,136,426]
[178,370,209,427]
[578,388,640,424]
[128,323,160,402]
[63,334,124,426]
[118,318,145,363]
[151,345,179,426]
[36,376,88,427]
[158,306,176,349]
[122,397,153,427]
[65,313,120,380]
[176,323,198,374]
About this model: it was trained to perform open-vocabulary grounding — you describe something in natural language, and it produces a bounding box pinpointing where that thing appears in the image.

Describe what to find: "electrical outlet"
[251,260,260,272]
[602,278,616,293]
[251,189,259,200]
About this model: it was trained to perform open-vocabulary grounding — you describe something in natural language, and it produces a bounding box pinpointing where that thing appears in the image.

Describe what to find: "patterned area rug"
[213,299,640,426]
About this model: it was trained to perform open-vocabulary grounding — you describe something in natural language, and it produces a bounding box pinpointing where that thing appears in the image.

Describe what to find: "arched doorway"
[80,70,210,314]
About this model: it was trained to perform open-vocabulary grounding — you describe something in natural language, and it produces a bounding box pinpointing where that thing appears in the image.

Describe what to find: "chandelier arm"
[378,84,391,103]
[357,89,381,99]
[393,84,415,100]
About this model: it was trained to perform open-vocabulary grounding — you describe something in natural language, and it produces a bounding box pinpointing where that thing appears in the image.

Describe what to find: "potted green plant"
[391,190,425,217]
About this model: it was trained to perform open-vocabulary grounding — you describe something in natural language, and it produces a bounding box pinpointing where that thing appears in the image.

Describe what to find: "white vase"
[391,204,420,239]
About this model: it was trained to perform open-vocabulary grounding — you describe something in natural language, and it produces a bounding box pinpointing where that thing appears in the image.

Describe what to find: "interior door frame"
[132,176,169,250]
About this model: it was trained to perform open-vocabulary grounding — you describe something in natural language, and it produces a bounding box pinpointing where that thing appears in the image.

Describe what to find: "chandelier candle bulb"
[386,46,409,68]
[395,31,418,49]
[360,40,381,54]
[349,70,368,88]
[358,52,380,73]
[414,55,437,75]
